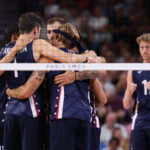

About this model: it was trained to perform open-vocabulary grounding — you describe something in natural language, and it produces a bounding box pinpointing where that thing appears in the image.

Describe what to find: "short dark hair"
[18,12,42,34]
[4,23,19,44]
[47,17,66,25]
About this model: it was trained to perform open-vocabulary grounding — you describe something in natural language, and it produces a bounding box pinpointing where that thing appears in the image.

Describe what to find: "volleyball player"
[46,17,107,150]
[123,33,150,150]
[54,61,106,150]
[0,13,45,150]
[0,24,19,149]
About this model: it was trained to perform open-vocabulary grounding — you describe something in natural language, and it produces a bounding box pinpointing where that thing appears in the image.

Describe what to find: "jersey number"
[14,58,18,78]
[142,80,150,95]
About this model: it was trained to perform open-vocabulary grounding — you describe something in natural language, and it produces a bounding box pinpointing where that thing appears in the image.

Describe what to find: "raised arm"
[34,39,97,63]
[90,78,107,107]
[6,57,52,99]
[123,70,137,109]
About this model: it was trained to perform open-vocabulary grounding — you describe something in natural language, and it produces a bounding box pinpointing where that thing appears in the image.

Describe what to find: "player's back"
[47,48,91,122]
[0,41,42,118]
[1,41,35,88]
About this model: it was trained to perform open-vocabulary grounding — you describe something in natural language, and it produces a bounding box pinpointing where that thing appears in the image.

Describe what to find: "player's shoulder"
[33,39,48,45]
[0,42,15,56]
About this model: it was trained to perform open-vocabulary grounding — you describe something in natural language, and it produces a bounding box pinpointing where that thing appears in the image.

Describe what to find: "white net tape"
[0,63,149,71]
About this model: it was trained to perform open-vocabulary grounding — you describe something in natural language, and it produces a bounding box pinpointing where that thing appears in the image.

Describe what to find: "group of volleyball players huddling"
[0,12,107,150]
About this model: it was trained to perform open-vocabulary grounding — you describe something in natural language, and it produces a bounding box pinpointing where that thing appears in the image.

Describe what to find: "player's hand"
[87,56,107,78]
[54,71,75,87]
[126,82,137,95]
[13,35,32,52]
[6,88,11,97]
[146,82,150,90]
[84,50,97,59]
[87,56,106,63]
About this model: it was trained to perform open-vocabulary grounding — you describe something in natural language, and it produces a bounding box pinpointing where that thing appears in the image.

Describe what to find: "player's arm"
[123,70,137,109]
[6,57,52,99]
[0,49,17,63]
[0,48,19,75]
[0,38,32,75]
[75,56,106,80]
[90,78,107,107]
[54,56,107,86]
[6,70,46,99]
[54,70,106,87]
[75,70,106,81]
[34,39,97,63]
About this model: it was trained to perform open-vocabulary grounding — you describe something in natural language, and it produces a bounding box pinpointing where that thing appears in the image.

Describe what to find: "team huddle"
[0,12,150,150]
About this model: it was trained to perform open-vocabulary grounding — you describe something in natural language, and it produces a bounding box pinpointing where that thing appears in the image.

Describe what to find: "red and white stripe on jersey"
[95,115,100,128]
[131,101,139,130]
[56,86,65,119]
[29,95,39,118]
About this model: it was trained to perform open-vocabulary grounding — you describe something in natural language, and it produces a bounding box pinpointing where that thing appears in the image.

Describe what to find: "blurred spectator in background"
[109,2,130,43]
[88,3,112,52]
[100,111,128,146]
[102,137,123,150]
[44,0,60,18]
[112,127,130,150]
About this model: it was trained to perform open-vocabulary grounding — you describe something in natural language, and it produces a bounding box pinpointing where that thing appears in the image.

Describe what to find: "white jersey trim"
[57,86,65,119]
[131,101,139,130]
[29,95,39,118]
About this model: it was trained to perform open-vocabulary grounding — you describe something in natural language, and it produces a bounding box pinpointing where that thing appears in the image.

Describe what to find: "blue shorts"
[49,118,91,150]
[0,125,4,147]
[4,114,41,150]
[90,127,101,150]
[131,129,150,150]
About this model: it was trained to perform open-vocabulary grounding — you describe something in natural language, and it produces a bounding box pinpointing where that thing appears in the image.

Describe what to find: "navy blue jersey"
[47,48,91,122]
[0,42,43,118]
[0,74,7,126]
[132,71,150,130]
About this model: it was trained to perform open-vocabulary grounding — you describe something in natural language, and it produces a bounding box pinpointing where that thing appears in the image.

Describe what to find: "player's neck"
[19,33,34,41]
[143,59,150,63]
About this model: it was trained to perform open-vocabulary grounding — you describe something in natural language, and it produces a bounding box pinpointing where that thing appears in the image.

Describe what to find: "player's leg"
[76,120,91,150]
[146,129,150,149]
[39,115,48,150]
[4,115,21,150]
[21,117,41,150]
[49,119,78,150]
[0,125,4,149]
[90,127,101,150]
[130,129,147,150]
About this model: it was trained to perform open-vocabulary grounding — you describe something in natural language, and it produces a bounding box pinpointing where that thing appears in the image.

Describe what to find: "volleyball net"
[0,63,149,71]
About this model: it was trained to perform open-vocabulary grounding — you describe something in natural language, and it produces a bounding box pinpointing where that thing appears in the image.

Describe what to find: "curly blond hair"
[136,33,150,44]
[56,23,80,48]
